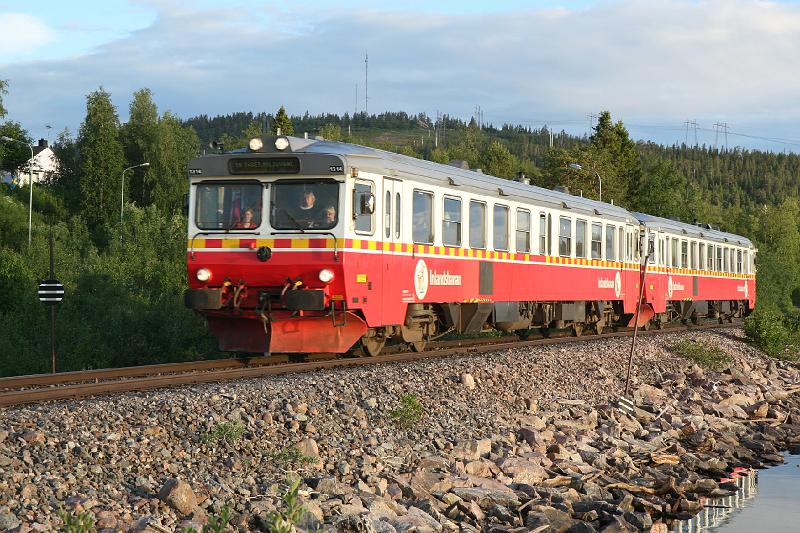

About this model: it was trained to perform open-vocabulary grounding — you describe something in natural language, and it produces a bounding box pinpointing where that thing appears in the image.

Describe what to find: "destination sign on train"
[228,157,300,175]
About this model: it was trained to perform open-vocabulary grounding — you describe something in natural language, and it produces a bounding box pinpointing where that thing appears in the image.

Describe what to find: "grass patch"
[671,339,732,370]
[389,393,425,428]
[263,477,314,533]
[178,505,232,533]
[202,420,246,445]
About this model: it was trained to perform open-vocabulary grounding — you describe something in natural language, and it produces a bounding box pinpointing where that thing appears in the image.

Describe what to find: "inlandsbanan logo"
[414,259,429,300]
[414,260,462,300]
[737,283,748,298]
[430,270,462,286]
[667,276,685,299]
[597,272,622,298]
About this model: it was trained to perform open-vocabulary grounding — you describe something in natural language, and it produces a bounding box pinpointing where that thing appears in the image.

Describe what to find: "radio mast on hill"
[364,52,369,116]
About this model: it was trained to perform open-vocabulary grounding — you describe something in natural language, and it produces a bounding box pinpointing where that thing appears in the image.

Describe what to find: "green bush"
[744,308,794,359]
[670,339,732,370]
[390,393,425,428]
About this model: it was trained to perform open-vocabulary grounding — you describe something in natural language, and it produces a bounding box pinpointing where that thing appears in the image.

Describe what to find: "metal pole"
[595,171,602,203]
[624,238,652,397]
[121,163,150,239]
[28,144,34,245]
[49,223,56,373]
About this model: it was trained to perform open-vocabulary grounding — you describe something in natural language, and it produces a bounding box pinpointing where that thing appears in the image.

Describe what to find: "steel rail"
[0,322,739,408]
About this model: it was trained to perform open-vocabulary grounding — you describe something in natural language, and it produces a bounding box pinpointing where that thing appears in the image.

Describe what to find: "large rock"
[451,439,491,461]
[450,487,520,510]
[392,507,442,533]
[0,512,21,531]
[460,373,476,390]
[296,438,323,468]
[158,478,198,516]
[496,457,548,485]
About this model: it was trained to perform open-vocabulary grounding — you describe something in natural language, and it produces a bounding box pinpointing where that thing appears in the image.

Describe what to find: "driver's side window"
[353,180,374,234]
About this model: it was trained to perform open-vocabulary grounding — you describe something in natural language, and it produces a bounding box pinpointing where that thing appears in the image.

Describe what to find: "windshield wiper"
[276,207,306,233]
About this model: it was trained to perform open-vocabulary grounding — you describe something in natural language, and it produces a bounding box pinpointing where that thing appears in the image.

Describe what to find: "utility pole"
[355,83,358,116]
[364,52,369,116]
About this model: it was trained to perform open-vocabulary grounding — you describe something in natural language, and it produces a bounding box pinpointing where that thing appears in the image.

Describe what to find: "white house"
[4,139,58,186]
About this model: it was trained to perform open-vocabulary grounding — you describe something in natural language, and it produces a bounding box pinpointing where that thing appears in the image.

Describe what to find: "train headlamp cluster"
[274,137,290,151]
[196,268,212,282]
[248,137,264,151]
[318,269,334,283]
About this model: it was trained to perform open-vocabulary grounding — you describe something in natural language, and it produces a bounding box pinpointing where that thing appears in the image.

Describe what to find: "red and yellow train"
[184,135,756,355]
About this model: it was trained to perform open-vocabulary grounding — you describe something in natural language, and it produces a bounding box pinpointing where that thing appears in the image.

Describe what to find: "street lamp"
[121,162,150,227]
[568,163,602,203]
[1,135,35,245]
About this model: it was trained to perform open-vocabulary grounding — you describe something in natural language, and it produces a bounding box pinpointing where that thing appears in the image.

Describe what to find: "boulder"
[158,478,198,516]
[451,439,491,461]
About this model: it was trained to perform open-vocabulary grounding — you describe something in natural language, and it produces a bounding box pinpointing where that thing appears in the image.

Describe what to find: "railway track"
[0,321,740,408]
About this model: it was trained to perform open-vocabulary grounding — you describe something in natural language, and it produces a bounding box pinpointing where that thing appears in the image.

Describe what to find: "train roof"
[633,212,753,247]
[271,136,637,222]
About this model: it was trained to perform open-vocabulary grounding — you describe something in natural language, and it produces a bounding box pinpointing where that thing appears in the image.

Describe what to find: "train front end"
[184,136,368,354]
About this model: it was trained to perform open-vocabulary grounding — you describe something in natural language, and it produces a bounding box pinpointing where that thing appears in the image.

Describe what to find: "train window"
[680,240,688,268]
[723,248,730,272]
[691,242,698,269]
[717,247,723,272]
[558,217,572,257]
[620,227,626,260]
[699,243,705,270]
[196,181,263,230]
[659,237,665,266]
[605,225,615,261]
[385,191,391,239]
[707,244,714,270]
[516,209,531,253]
[351,181,374,234]
[575,219,587,258]
[737,249,743,273]
[671,238,679,267]
[469,201,486,249]
[539,213,547,255]
[494,205,509,251]
[442,196,462,247]
[395,193,401,239]
[412,190,434,244]
[591,223,602,259]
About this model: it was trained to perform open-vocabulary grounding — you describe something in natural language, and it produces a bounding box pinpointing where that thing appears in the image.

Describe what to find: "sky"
[2,0,800,152]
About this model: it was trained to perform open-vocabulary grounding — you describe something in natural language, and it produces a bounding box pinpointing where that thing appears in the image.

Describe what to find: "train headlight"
[248,137,264,151]
[196,268,212,282]
[275,137,290,151]
[318,269,334,283]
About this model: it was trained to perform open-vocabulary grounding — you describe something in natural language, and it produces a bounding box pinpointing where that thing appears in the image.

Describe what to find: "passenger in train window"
[314,206,337,228]
[232,208,258,229]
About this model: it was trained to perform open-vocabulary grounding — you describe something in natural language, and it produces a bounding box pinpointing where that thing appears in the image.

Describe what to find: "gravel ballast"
[1,327,799,532]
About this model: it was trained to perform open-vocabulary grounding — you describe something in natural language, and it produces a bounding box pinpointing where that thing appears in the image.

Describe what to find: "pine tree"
[0,79,8,118]
[77,88,126,234]
[272,106,294,135]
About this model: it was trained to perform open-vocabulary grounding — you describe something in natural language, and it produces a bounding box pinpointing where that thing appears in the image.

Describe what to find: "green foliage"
[744,308,799,359]
[390,393,425,428]
[203,420,246,444]
[0,78,7,118]
[480,140,517,179]
[0,121,34,174]
[267,446,317,471]
[319,123,342,141]
[77,87,126,234]
[670,339,732,370]
[120,88,159,206]
[272,105,294,135]
[264,477,311,533]
[58,510,96,533]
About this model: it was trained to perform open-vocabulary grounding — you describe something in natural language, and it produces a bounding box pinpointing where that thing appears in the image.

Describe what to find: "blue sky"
[2,0,800,151]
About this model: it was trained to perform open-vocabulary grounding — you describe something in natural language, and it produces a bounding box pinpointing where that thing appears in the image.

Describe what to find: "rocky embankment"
[1,328,800,532]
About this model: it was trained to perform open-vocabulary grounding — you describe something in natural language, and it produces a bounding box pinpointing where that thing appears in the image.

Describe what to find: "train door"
[382,177,405,324]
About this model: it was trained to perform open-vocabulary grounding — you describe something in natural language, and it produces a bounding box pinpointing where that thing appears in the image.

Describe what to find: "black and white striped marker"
[38,279,64,305]
[617,396,635,416]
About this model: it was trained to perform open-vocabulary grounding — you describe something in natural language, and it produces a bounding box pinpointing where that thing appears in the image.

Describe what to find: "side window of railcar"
[494,205,509,251]
[737,249,743,273]
[605,225,616,261]
[659,237,665,266]
[558,217,572,257]
[717,247,723,272]
[620,228,626,260]
[575,219,587,258]
[516,209,531,253]
[680,240,688,268]
[539,213,547,255]
[591,223,602,259]
[699,243,706,270]
[671,238,679,267]
[385,191,392,239]
[442,196,462,247]
[469,200,486,249]
[353,181,374,234]
[707,244,714,271]
[395,193,401,239]
[412,190,434,244]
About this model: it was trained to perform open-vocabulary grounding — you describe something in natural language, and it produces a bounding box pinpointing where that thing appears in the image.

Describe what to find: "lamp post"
[1,135,35,245]
[568,163,602,203]
[121,162,150,228]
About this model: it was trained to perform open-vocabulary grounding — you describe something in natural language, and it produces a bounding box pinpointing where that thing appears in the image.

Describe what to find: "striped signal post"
[38,225,64,373]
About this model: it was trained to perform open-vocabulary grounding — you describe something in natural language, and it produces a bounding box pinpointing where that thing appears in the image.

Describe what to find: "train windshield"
[195,181,263,230]
[270,180,339,230]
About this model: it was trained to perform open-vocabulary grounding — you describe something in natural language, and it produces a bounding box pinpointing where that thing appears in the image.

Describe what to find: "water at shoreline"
[671,454,800,533]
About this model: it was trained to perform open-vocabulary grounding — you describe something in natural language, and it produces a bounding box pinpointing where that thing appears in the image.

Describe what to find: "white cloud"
[3,0,800,149]
[0,13,55,59]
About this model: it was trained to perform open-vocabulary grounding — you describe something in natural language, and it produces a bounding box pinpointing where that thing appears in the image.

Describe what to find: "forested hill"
[184,110,800,212]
